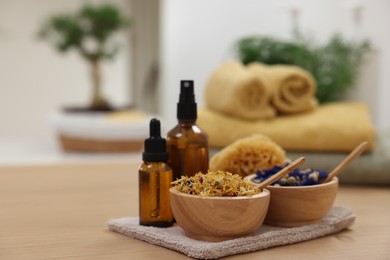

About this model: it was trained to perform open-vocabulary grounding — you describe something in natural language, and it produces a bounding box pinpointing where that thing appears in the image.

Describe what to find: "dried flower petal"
[172,171,261,197]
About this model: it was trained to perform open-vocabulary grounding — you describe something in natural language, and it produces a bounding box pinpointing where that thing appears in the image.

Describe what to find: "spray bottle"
[167,80,209,181]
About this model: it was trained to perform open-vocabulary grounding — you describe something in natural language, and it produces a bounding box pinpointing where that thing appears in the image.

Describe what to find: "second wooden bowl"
[245,175,339,227]
[169,187,270,242]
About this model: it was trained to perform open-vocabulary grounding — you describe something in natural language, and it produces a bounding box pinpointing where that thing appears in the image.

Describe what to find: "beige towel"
[204,61,275,120]
[198,102,376,152]
[108,206,355,259]
[210,134,286,177]
[248,63,318,114]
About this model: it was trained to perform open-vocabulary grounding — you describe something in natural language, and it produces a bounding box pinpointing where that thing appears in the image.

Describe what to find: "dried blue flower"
[252,164,329,186]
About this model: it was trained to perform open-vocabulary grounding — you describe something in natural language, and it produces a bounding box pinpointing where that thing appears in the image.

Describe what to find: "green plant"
[38,4,131,110]
[235,33,370,103]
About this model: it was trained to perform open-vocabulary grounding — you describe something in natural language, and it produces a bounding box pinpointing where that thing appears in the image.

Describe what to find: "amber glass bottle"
[167,80,209,181]
[139,118,174,227]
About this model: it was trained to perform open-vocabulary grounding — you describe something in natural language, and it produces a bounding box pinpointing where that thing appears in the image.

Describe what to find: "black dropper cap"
[142,118,168,162]
[177,80,197,120]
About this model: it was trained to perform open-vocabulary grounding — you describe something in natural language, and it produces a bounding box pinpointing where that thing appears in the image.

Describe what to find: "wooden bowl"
[245,175,338,227]
[169,187,270,241]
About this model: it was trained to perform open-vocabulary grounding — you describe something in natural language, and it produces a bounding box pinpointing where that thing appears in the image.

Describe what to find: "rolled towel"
[248,63,318,114]
[209,134,286,177]
[204,61,275,120]
[198,102,376,152]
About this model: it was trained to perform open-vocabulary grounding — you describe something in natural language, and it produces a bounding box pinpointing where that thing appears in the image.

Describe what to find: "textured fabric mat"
[107,206,355,259]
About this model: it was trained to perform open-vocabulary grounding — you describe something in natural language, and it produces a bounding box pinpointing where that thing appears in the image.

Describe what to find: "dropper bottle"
[139,118,174,227]
[167,80,209,181]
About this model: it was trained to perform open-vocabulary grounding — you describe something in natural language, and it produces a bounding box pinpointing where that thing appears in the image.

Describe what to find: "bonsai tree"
[38,4,130,111]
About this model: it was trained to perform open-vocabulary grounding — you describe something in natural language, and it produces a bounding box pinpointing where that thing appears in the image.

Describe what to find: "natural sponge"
[209,134,286,177]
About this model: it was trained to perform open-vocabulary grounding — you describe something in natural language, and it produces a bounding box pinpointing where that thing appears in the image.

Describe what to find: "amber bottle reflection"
[139,162,173,227]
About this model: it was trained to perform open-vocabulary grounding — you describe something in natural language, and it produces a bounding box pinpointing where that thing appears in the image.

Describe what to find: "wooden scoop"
[323,141,368,183]
[255,157,306,189]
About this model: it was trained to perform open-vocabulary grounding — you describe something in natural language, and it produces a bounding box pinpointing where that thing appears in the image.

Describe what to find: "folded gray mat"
[287,130,390,186]
[107,206,355,259]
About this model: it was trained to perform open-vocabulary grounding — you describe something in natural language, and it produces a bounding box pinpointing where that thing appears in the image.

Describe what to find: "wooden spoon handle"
[323,141,368,183]
[257,157,306,189]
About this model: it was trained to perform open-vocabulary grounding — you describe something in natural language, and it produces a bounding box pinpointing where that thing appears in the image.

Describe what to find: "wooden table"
[1,162,389,259]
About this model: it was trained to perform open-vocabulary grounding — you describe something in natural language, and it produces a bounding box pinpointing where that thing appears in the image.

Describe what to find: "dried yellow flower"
[172,170,261,197]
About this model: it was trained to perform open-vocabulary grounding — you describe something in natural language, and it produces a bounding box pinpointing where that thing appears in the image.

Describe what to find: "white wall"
[160,0,390,131]
[0,0,132,139]
[1,0,389,142]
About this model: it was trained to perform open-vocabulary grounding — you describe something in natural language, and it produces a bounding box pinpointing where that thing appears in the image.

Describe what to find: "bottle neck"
[178,119,196,127]
[144,161,165,165]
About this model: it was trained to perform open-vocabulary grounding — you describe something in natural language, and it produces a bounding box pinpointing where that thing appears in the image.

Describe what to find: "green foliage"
[38,4,130,61]
[235,33,371,103]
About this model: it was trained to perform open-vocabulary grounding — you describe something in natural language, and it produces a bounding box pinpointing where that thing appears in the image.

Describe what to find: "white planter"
[49,110,153,153]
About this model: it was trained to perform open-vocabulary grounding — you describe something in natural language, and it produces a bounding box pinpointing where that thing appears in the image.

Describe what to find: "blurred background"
[0,0,389,164]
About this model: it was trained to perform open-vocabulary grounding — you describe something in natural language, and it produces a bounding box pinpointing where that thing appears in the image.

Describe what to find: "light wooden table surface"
[1,162,389,259]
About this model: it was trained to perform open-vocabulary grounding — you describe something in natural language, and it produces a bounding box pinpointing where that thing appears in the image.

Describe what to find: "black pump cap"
[142,118,168,162]
[177,80,197,120]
